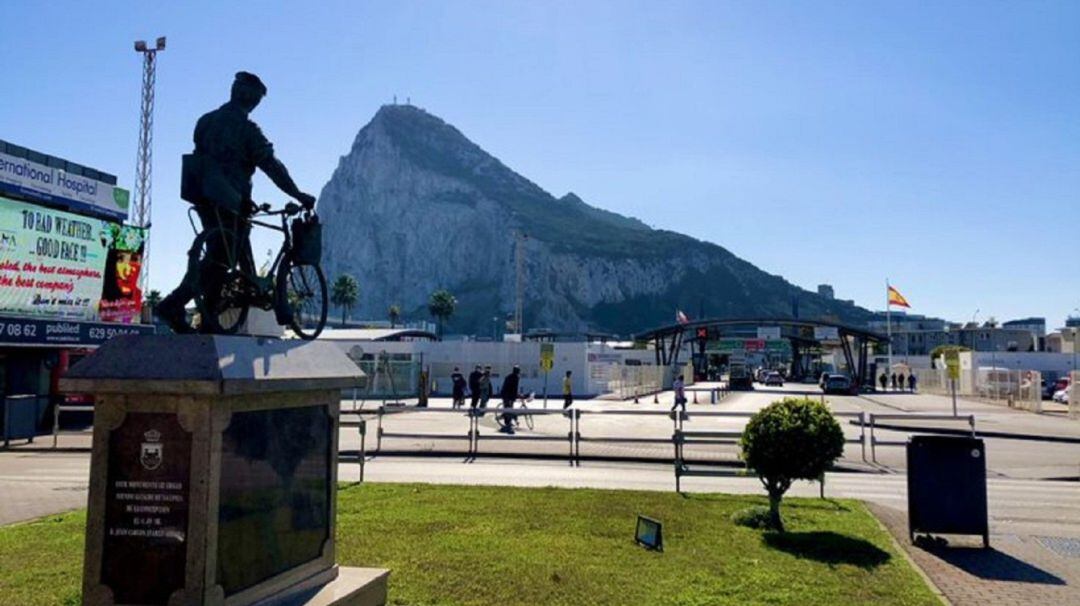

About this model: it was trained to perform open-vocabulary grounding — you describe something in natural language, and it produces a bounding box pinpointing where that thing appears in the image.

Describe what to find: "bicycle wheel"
[276,259,327,340]
[189,228,249,334]
[521,403,534,430]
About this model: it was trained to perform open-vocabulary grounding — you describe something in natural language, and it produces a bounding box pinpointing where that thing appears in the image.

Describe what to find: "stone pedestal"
[61,335,387,606]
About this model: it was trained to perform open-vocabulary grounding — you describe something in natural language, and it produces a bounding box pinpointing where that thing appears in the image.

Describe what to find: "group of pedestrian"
[879,371,917,392]
[447,365,575,435]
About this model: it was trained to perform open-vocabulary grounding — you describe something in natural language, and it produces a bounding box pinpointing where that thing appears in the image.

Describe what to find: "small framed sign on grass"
[635,515,663,551]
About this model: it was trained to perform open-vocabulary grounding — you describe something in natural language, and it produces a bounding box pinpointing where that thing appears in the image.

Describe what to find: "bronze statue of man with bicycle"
[157,72,329,339]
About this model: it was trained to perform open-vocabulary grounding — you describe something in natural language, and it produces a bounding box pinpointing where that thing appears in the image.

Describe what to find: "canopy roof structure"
[634,317,889,386]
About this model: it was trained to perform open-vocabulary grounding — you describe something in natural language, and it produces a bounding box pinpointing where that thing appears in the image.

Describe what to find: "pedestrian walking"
[468,365,483,409]
[879,373,888,391]
[499,366,522,433]
[890,373,898,391]
[670,375,688,412]
[451,367,467,408]
[897,372,906,392]
[908,373,917,392]
[562,370,574,409]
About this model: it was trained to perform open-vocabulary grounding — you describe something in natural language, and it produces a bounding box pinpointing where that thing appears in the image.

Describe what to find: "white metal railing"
[53,402,95,448]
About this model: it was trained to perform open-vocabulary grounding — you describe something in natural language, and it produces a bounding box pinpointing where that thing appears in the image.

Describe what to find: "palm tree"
[330,275,360,327]
[427,289,457,339]
[388,304,401,328]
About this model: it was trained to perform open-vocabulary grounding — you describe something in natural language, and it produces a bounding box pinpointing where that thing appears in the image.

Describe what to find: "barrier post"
[570,408,578,460]
[358,419,366,483]
[859,412,866,463]
[376,407,384,452]
[869,414,877,463]
[53,404,60,449]
[711,389,717,404]
[968,415,976,437]
[693,390,698,404]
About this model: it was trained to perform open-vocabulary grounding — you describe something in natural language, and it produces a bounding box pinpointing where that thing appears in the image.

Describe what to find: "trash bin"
[2,394,43,447]
[907,435,989,547]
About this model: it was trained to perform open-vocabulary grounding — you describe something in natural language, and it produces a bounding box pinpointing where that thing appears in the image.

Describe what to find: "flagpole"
[886,279,893,380]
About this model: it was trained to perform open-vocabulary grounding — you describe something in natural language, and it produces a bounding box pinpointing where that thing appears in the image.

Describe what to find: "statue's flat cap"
[234,71,267,95]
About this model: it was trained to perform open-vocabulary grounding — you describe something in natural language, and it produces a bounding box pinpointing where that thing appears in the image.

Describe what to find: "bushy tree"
[929,345,970,366]
[740,397,845,531]
[428,289,457,338]
[330,274,360,327]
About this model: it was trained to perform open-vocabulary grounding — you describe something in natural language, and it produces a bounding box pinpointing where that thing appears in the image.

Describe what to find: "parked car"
[1053,385,1071,404]
[823,374,853,395]
[1042,378,1058,400]
[764,371,784,387]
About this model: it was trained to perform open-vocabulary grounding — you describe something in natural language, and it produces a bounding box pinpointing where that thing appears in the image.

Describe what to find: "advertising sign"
[946,352,961,380]
[814,326,840,341]
[757,327,781,340]
[540,343,554,372]
[0,149,130,221]
[710,339,789,353]
[0,316,153,347]
[0,195,144,323]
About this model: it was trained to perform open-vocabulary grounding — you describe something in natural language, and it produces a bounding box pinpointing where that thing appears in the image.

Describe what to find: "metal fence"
[346,359,421,404]
[356,405,977,472]
[913,366,1044,412]
[608,365,666,400]
[1071,371,1079,420]
[607,361,696,401]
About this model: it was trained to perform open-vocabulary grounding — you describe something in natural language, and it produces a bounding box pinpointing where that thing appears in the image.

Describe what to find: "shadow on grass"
[918,545,1065,585]
[764,531,891,569]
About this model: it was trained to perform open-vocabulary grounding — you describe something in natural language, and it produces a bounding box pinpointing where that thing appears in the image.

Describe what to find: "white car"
[1052,385,1071,404]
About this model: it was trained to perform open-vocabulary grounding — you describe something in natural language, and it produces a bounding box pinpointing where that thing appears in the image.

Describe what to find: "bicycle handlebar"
[252,201,305,217]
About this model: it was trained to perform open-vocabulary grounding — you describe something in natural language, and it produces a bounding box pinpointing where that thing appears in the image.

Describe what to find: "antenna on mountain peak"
[393,95,397,105]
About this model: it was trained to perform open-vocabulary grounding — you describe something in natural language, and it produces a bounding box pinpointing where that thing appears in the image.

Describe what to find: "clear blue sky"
[3,1,1078,328]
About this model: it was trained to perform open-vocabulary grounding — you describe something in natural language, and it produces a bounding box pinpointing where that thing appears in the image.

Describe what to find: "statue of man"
[157,72,316,333]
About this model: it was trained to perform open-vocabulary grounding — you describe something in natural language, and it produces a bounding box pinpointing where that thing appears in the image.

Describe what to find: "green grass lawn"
[0,483,937,606]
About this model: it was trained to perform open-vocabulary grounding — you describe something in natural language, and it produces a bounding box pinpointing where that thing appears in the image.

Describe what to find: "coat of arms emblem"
[140,429,163,471]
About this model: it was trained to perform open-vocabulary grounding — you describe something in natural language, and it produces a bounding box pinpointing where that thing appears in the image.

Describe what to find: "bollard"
[869,414,876,463]
[711,389,717,404]
[859,412,866,462]
[358,419,367,483]
[654,391,659,404]
[53,404,60,449]
[693,390,698,404]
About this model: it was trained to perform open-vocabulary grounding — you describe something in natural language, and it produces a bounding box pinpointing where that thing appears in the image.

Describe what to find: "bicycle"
[185,202,328,339]
[515,392,536,431]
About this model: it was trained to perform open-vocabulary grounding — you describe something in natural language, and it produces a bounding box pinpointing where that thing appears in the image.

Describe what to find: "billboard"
[0,148,130,221]
[0,195,144,324]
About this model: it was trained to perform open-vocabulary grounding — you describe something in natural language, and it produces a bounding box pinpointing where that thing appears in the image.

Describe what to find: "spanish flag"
[887,285,911,308]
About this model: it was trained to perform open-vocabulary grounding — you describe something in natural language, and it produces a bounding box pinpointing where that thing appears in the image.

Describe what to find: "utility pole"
[133,36,166,294]
[514,232,527,335]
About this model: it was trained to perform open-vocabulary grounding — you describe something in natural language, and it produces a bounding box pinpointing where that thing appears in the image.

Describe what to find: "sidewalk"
[858,392,1080,443]
[869,502,1080,606]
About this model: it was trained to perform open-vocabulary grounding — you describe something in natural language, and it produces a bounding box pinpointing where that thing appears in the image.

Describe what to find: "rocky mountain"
[318,105,873,335]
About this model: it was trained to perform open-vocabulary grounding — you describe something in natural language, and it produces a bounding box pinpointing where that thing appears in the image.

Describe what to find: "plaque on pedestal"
[62,335,387,606]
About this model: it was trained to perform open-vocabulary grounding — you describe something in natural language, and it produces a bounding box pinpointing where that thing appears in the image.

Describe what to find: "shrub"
[740,398,845,531]
[731,506,774,529]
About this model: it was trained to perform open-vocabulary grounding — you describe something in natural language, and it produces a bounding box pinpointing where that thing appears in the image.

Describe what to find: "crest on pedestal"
[140,429,163,470]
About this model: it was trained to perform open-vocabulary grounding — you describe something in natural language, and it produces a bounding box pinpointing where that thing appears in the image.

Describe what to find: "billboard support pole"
[133,37,166,296]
